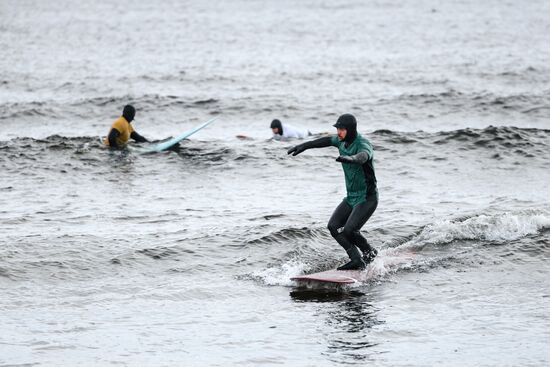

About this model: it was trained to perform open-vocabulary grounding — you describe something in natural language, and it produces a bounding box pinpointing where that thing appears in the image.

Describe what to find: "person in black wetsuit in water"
[287,114,378,270]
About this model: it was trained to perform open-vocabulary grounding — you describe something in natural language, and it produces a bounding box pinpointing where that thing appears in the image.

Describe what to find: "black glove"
[287,144,306,156]
[131,131,148,143]
[336,155,354,164]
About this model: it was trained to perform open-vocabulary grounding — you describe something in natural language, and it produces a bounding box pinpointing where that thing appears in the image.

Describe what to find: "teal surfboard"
[136,116,218,153]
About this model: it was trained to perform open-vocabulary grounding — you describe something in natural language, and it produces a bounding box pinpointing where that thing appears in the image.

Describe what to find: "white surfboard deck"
[137,116,218,153]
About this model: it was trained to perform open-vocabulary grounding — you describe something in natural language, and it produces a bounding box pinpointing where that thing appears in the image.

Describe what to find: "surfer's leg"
[328,201,366,270]
[344,197,378,263]
[347,198,378,249]
[327,200,352,239]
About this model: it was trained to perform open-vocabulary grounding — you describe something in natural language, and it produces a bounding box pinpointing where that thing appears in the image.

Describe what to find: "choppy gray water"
[1,0,550,366]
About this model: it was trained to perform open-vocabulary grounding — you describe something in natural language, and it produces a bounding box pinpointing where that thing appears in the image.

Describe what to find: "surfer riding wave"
[287,113,378,270]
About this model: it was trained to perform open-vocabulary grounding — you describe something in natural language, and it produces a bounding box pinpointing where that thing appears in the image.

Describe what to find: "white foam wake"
[251,260,310,287]
[409,209,550,246]
[251,210,550,287]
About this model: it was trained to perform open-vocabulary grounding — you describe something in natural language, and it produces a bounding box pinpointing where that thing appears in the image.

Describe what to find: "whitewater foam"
[251,260,311,287]
[406,210,550,248]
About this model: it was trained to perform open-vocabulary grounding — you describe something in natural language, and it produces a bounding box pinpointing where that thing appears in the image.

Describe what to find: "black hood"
[333,113,357,144]
[270,119,283,135]
[122,105,136,122]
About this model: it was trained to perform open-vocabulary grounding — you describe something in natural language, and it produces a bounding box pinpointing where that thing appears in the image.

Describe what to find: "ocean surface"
[1,0,549,366]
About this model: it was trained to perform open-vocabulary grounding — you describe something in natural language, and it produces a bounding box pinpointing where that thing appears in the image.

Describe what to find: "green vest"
[331,134,377,207]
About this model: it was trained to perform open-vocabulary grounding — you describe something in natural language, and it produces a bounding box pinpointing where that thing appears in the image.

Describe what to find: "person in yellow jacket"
[104,105,148,148]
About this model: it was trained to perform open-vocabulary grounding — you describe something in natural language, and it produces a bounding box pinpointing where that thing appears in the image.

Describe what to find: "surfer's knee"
[341,226,355,239]
[327,222,339,238]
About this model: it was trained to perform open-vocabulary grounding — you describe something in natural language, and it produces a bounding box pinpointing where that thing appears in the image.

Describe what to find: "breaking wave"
[252,209,550,287]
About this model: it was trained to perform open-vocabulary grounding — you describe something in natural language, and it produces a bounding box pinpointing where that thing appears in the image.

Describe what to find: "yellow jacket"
[104,117,135,146]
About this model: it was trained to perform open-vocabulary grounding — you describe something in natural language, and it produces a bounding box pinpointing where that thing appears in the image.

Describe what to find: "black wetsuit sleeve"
[108,128,121,148]
[336,151,370,164]
[303,136,333,149]
[130,131,148,143]
[348,151,370,164]
[288,136,332,156]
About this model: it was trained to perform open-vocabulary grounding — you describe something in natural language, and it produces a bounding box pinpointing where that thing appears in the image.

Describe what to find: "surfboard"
[135,116,219,153]
[291,269,368,285]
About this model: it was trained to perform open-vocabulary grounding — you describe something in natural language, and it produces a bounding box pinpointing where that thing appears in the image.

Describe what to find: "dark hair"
[270,119,283,135]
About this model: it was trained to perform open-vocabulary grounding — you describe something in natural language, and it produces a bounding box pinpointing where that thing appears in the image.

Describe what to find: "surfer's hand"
[336,155,354,164]
[287,144,306,156]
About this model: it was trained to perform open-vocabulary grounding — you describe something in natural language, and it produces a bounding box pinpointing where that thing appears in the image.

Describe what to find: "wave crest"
[406,209,550,248]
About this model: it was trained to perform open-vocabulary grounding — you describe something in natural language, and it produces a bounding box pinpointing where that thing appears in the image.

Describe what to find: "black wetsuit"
[327,193,378,254]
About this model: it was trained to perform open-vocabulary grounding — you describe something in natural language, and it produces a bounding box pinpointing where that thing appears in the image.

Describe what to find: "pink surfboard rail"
[291,269,367,284]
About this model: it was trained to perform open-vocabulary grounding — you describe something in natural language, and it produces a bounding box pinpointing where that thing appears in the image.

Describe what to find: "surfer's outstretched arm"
[287,136,332,156]
[335,151,370,164]
[130,131,148,143]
